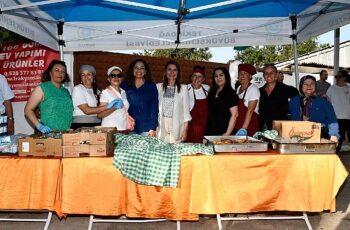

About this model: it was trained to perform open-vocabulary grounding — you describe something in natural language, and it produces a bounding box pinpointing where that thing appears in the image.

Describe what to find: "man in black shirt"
[259,64,299,130]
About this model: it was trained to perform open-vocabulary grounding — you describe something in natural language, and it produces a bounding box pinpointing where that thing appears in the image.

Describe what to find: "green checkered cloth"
[113,134,214,187]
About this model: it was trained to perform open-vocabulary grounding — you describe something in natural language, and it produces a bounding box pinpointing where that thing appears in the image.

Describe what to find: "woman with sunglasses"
[156,60,191,143]
[97,66,129,131]
[121,59,158,136]
[71,64,111,129]
[24,59,73,133]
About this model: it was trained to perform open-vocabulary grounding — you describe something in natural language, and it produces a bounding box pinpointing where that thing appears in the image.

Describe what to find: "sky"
[115,24,350,64]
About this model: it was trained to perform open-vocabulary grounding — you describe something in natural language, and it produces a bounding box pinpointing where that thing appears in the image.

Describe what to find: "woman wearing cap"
[121,59,158,137]
[25,59,73,133]
[289,75,339,143]
[97,66,129,131]
[326,71,349,153]
[157,60,191,143]
[71,64,110,129]
[186,65,210,143]
[235,63,260,136]
[206,67,239,136]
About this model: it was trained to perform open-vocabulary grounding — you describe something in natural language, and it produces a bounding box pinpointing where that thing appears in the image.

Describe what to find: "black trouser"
[336,119,350,153]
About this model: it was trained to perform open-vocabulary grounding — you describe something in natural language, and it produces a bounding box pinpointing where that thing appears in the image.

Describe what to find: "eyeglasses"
[109,73,123,78]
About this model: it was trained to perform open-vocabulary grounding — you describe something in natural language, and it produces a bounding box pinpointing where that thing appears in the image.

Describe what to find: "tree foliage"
[0,27,23,45]
[139,48,212,61]
[235,38,329,67]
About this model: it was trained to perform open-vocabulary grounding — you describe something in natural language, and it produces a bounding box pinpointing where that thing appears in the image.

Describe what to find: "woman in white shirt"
[186,65,209,143]
[235,64,260,136]
[98,66,129,132]
[157,60,191,143]
[71,65,110,129]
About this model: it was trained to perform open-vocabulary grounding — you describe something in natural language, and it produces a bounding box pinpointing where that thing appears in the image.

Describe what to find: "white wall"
[13,101,34,134]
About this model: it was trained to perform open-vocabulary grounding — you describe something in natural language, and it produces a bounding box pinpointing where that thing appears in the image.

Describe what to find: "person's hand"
[113,98,124,110]
[107,99,120,109]
[148,130,157,137]
[330,136,338,143]
[7,119,14,134]
[235,128,247,136]
[180,130,187,142]
[36,123,52,133]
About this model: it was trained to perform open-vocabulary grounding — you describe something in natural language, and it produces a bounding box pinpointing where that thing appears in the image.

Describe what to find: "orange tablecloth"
[187,153,348,214]
[0,157,61,213]
[59,154,348,220]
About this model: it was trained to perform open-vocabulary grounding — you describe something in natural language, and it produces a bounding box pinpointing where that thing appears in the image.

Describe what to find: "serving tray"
[272,138,336,154]
[203,136,268,152]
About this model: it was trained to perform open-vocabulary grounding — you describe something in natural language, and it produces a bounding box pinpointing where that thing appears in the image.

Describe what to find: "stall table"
[59,153,348,220]
[0,157,62,230]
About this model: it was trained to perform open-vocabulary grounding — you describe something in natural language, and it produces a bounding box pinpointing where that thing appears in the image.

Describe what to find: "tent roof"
[1,0,350,51]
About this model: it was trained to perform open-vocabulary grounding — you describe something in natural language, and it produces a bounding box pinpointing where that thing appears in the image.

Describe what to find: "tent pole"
[333,28,340,80]
[290,16,299,88]
[57,21,65,61]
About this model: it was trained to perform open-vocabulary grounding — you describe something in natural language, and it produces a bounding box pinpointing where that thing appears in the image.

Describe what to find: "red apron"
[187,87,208,143]
[236,85,259,136]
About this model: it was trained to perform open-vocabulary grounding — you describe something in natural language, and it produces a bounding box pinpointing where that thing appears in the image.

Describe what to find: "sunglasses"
[109,73,123,78]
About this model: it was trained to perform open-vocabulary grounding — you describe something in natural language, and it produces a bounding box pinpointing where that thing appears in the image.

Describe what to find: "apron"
[236,85,259,136]
[187,87,208,143]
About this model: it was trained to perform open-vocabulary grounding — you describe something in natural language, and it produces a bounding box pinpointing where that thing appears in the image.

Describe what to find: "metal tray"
[272,138,336,154]
[203,136,268,152]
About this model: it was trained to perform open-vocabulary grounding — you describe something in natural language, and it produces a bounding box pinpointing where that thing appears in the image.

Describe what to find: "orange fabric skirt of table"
[59,153,348,220]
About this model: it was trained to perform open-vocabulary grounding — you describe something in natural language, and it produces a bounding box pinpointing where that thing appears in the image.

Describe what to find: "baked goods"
[212,138,251,145]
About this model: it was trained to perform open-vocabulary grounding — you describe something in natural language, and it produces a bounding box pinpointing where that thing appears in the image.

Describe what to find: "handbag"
[107,86,135,131]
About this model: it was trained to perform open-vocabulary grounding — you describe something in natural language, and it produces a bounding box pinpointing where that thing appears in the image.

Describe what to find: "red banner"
[0,41,59,102]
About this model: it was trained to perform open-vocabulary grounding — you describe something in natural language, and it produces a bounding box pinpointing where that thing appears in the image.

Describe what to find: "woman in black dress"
[206,67,239,136]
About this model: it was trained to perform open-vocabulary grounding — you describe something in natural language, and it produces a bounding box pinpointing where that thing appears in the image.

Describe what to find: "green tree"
[235,38,329,67]
[0,27,22,45]
[139,48,212,61]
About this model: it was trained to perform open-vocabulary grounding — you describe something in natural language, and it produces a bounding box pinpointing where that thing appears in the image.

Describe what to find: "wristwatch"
[7,117,14,121]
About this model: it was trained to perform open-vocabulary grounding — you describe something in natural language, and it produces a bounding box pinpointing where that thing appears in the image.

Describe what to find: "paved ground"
[1,144,350,230]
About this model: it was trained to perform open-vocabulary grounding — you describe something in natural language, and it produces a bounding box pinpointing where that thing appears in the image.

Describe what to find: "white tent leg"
[0,211,52,230]
[88,215,94,230]
[333,28,340,80]
[292,37,299,87]
[303,212,313,230]
[43,211,52,230]
[87,215,175,229]
[216,212,313,230]
[216,214,223,230]
[177,220,181,230]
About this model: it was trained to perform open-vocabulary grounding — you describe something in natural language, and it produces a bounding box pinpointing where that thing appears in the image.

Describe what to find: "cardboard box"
[63,127,116,146]
[272,120,321,143]
[63,143,114,157]
[18,135,62,157]
[62,127,116,157]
